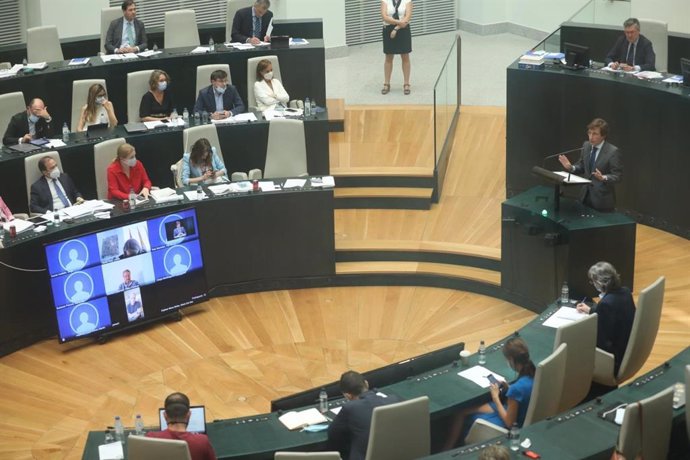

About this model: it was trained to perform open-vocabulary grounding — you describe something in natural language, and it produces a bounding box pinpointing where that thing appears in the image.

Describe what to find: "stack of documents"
[137,50,162,58]
[518,53,545,70]
[542,306,587,328]
[2,219,34,234]
[457,366,506,388]
[151,188,183,203]
[310,176,335,188]
[278,408,328,430]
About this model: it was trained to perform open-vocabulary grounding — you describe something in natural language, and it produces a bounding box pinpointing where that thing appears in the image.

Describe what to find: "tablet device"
[29,138,50,146]
[159,405,206,433]
[86,122,110,138]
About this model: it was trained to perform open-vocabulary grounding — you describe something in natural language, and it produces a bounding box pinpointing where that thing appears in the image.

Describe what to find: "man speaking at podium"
[558,118,623,212]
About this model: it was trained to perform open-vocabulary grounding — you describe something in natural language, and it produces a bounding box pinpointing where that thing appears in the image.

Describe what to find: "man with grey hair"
[231,0,273,44]
[576,261,636,375]
[605,17,655,71]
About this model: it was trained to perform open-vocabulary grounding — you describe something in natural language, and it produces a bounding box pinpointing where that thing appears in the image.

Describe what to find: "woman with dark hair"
[139,69,174,121]
[120,238,145,258]
[77,83,118,131]
[181,138,227,186]
[380,0,413,95]
[254,59,289,111]
[445,337,536,448]
[576,261,636,375]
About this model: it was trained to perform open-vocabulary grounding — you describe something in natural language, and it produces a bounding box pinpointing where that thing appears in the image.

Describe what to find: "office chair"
[27,26,63,63]
[94,138,126,199]
[195,64,232,97]
[264,119,308,179]
[127,70,152,123]
[24,151,63,214]
[127,435,192,460]
[0,92,26,140]
[100,7,122,54]
[226,0,254,43]
[71,79,107,131]
[639,19,668,72]
[247,55,282,111]
[364,396,430,460]
[164,10,200,49]
[554,313,597,411]
[615,386,673,460]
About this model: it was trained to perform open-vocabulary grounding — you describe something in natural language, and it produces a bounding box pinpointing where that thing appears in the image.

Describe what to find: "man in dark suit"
[231,0,273,44]
[193,69,245,119]
[104,0,147,54]
[30,156,83,214]
[328,371,401,460]
[559,118,623,212]
[3,98,54,146]
[605,17,655,71]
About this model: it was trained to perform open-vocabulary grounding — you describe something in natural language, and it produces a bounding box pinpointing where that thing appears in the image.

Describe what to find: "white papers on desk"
[458,365,506,388]
[310,176,335,188]
[183,190,208,201]
[46,139,66,148]
[100,53,138,63]
[208,184,231,195]
[283,178,307,189]
[143,118,184,129]
[552,171,592,184]
[227,42,255,50]
[278,407,328,431]
[662,75,683,84]
[151,187,183,203]
[542,306,587,328]
[190,46,211,54]
[80,200,115,212]
[137,49,162,58]
[26,62,48,70]
[330,406,342,415]
[233,112,258,123]
[230,181,253,193]
[259,181,278,192]
[263,108,302,120]
[290,38,310,46]
[636,71,664,80]
[68,57,90,66]
[0,64,23,78]
[60,204,94,219]
[98,441,124,460]
[2,219,33,234]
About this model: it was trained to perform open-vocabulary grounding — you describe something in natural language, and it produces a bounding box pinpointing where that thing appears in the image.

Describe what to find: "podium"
[501,186,636,312]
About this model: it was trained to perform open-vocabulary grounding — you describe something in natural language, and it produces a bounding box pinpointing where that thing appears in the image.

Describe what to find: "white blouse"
[382,0,412,26]
[254,78,290,111]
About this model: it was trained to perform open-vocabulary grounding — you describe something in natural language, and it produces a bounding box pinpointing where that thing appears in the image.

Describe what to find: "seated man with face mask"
[30,156,83,214]
[193,69,245,120]
[3,98,54,145]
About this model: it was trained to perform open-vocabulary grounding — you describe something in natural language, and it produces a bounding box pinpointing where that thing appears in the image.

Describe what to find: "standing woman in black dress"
[381,0,413,95]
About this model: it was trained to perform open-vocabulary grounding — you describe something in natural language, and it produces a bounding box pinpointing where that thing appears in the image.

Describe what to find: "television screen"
[44,208,207,343]
[563,42,590,69]
[681,57,690,87]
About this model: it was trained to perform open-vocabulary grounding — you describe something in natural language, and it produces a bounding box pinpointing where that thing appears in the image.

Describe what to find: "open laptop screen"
[158,405,206,434]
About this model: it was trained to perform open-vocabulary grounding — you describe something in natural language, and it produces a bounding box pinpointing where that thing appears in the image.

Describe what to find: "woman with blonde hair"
[139,69,174,122]
[106,143,151,200]
[77,83,118,131]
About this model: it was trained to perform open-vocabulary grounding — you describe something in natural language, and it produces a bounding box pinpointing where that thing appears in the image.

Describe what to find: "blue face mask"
[158,81,167,91]
[215,85,226,95]
[29,114,40,123]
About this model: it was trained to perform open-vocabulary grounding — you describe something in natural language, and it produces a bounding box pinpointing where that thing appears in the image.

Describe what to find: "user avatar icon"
[69,303,99,336]
[169,253,189,276]
[69,280,91,304]
[64,248,86,272]
[75,311,96,335]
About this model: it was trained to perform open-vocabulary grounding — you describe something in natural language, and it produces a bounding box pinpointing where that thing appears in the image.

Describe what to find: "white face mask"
[49,168,61,179]
[263,71,274,81]
[158,81,167,91]
[96,96,106,105]
[215,85,226,95]
[122,157,137,168]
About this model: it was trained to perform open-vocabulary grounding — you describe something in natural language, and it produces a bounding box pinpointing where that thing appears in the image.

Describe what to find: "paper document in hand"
[542,306,587,328]
[278,407,328,430]
[267,18,273,37]
[283,179,307,189]
[457,365,506,388]
[553,171,592,184]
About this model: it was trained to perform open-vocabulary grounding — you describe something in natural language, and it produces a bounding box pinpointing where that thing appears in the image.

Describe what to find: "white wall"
[634,0,690,34]
[273,0,346,49]
[24,0,108,39]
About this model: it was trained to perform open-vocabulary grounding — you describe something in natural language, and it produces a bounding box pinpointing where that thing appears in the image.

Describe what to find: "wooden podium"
[501,186,636,312]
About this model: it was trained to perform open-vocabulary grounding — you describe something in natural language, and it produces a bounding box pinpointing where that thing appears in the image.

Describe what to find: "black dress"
[139,90,173,119]
[382,25,412,54]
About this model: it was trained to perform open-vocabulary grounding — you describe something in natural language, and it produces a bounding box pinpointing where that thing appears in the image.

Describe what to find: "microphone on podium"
[542,146,582,163]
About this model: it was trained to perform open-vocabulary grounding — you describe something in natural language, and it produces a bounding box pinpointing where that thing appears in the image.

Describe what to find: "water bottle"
[201,111,209,124]
[208,37,215,52]
[114,416,125,443]
[318,388,328,414]
[152,43,158,52]
[62,122,69,142]
[22,57,27,66]
[182,108,189,127]
[134,414,145,435]
[478,340,486,365]
[129,187,137,210]
[560,282,569,305]
[194,112,200,125]
[304,97,311,117]
[196,185,203,201]
[171,108,178,122]
[310,98,316,114]
[509,423,520,451]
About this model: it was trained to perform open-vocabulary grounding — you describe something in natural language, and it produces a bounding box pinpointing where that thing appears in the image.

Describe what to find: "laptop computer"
[86,122,111,138]
[681,57,690,87]
[8,142,40,153]
[158,405,206,434]
[271,35,290,49]
[124,122,148,133]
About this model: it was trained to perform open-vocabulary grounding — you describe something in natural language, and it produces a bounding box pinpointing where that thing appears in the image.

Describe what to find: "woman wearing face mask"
[139,69,174,122]
[254,59,289,111]
[576,261,636,376]
[77,84,118,132]
[107,143,151,200]
[444,337,536,449]
[181,138,227,186]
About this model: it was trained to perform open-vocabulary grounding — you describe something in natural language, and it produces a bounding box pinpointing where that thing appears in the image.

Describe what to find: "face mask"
[29,114,39,123]
[49,168,61,180]
[215,85,226,95]
[158,81,167,91]
[263,71,273,81]
[96,96,106,105]
[122,157,137,168]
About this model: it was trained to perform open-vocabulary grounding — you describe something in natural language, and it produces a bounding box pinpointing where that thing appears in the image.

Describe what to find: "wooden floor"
[1,106,688,460]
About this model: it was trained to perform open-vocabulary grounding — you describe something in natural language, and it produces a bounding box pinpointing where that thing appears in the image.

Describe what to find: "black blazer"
[327,390,401,460]
[3,112,54,146]
[605,34,655,71]
[104,17,147,54]
[30,174,82,214]
[570,140,623,211]
[193,85,245,115]
[231,6,273,43]
[591,287,636,376]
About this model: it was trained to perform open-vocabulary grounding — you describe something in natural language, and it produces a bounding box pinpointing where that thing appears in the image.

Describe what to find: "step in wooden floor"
[336,261,501,286]
[326,98,345,132]
[334,187,433,210]
[335,240,501,261]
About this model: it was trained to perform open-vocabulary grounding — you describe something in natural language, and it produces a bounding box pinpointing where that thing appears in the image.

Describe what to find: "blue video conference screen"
[44,208,208,343]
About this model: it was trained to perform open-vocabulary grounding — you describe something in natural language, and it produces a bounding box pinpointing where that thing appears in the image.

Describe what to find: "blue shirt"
[471,375,534,429]
[120,19,136,48]
[181,147,227,186]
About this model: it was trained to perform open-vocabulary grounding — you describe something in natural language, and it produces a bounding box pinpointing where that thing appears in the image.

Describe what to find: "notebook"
[124,122,148,133]
[159,405,206,433]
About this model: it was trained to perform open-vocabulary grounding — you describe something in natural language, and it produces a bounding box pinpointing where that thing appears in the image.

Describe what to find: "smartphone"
[486,374,499,386]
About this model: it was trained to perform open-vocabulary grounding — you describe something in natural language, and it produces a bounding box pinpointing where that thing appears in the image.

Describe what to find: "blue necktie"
[253,16,261,38]
[588,147,598,174]
[53,179,70,208]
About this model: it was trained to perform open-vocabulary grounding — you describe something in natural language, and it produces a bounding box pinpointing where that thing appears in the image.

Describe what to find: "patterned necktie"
[588,147,598,174]
[53,179,70,208]
[253,16,261,38]
[126,22,135,46]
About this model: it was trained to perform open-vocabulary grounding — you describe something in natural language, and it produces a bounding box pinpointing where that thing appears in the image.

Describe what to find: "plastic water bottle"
[509,423,520,451]
[304,97,311,117]
[194,112,200,125]
[134,414,145,435]
[478,340,486,365]
[196,185,203,201]
[129,187,136,210]
[182,108,189,126]
[171,108,178,122]
[114,416,125,443]
[310,98,316,114]
[208,37,215,52]
[22,57,27,66]
[560,282,569,305]
[62,123,69,142]
[318,388,328,414]
[152,43,158,52]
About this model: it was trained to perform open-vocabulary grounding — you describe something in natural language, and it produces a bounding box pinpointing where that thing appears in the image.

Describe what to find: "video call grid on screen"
[44,209,207,342]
